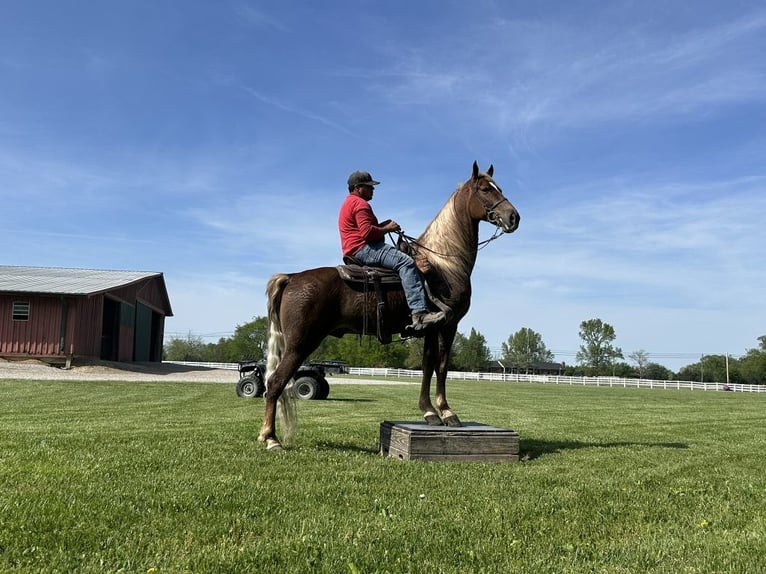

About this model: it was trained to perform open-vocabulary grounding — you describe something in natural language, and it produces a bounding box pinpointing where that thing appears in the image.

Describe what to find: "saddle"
[335,255,450,343]
[336,256,403,284]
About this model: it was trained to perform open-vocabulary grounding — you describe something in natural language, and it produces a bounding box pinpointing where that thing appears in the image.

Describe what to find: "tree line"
[163,317,766,384]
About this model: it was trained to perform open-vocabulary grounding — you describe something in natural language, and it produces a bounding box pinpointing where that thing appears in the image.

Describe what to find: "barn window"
[12,302,30,321]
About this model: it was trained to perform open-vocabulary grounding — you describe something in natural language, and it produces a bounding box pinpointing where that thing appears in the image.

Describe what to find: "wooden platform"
[379,421,520,462]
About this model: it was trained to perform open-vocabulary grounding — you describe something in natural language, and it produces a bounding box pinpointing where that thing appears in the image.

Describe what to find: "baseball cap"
[347,171,380,187]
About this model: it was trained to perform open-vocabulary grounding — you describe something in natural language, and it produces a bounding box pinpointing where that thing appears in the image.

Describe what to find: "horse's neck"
[418,192,479,279]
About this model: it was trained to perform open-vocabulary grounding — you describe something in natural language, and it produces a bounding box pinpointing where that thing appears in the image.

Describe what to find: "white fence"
[164,362,765,393]
[346,367,766,394]
[167,361,241,371]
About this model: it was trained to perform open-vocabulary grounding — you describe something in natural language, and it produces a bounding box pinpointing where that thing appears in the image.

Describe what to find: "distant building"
[0,266,173,363]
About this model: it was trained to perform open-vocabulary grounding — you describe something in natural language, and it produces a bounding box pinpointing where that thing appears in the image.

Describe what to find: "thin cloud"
[367,8,766,136]
[233,4,290,33]
[242,87,356,136]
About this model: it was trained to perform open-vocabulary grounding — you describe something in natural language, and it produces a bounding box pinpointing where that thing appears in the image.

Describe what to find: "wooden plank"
[380,421,520,462]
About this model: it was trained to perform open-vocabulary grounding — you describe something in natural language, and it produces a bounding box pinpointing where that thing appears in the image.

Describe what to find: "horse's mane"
[418,182,480,287]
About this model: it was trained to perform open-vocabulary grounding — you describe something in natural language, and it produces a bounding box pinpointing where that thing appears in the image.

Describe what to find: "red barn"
[0,266,173,363]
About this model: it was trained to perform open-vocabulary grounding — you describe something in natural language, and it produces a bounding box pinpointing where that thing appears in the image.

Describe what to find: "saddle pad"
[335,264,402,285]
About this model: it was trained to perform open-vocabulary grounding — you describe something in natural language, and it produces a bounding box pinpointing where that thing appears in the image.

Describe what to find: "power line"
[164,331,234,340]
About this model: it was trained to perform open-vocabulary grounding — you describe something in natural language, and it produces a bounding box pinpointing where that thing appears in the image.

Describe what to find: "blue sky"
[2,1,765,370]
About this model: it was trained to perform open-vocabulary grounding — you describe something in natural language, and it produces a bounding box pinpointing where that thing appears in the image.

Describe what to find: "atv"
[235,360,330,400]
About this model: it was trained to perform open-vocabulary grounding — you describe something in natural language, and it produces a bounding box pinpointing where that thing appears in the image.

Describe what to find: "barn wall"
[108,277,169,314]
[69,296,103,357]
[0,294,107,358]
[0,294,64,355]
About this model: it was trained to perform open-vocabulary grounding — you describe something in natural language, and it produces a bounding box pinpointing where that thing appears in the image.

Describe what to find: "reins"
[392,229,503,258]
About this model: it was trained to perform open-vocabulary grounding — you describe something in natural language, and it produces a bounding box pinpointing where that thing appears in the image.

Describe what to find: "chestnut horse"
[259,162,520,450]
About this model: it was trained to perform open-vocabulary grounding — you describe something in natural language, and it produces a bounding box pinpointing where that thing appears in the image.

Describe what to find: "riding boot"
[410,310,446,331]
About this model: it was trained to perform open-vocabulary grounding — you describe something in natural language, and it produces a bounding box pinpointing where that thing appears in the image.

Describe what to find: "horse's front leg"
[419,333,441,425]
[434,327,461,427]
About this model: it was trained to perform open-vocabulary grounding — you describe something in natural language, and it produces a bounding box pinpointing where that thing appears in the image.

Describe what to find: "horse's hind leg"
[258,352,303,450]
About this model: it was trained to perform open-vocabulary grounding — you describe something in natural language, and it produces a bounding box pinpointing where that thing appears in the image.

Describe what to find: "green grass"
[1,379,765,573]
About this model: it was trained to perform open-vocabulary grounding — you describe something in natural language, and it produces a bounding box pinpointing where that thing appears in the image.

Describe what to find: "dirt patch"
[0,358,236,383]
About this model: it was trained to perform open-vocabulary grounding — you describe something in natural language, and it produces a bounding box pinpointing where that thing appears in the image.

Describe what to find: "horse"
[259,161,520,450]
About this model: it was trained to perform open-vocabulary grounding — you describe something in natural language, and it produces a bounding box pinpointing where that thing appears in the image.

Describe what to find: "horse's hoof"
[442,413,462,427]
[424,412,443,426]
[265,438,283,451]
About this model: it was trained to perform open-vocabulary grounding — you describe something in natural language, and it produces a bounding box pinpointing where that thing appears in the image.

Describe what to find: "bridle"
[484,197,511,227]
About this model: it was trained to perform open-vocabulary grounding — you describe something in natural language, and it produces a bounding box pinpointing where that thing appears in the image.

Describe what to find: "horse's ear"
[472,161,479,180]
[487,164,494,177]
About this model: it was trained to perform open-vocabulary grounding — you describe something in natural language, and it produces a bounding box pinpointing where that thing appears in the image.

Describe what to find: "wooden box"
[379,421,520,462]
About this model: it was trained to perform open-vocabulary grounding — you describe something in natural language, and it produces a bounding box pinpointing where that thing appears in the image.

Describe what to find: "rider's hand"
[382,220,401,233]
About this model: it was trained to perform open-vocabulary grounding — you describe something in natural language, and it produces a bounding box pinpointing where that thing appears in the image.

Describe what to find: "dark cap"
[347,170,380,188]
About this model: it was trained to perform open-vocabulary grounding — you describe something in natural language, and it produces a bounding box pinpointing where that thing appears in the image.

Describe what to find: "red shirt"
[338,194,386,256]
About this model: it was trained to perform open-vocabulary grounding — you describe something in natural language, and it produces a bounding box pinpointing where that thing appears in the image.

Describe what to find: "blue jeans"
[354,242,429,313]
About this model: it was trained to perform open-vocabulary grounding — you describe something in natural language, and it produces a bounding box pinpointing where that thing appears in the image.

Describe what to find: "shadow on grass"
[313,441,379,455]
[521,438,689,460]
[308,439,689,460]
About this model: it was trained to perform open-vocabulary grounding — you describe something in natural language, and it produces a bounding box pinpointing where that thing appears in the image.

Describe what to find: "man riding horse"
[339,170,445,331]
[258,162,520,450]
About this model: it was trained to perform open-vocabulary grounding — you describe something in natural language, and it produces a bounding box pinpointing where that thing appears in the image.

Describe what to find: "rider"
[339,170,445,331]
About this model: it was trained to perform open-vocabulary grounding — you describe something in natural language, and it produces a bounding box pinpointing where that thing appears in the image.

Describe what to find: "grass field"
[1,378,765,573]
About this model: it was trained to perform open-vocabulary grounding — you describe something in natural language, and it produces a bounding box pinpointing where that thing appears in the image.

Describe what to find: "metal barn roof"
[0,265,164,296]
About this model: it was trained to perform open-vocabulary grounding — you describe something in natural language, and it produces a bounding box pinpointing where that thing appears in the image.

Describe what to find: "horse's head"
[466,161,520,233]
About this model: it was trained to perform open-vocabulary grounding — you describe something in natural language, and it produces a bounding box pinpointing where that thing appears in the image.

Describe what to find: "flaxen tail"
[265,273,297,446]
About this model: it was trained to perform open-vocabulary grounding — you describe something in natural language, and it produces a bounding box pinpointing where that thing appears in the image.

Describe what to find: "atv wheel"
[236,374,265,398]
[294,375,320,400]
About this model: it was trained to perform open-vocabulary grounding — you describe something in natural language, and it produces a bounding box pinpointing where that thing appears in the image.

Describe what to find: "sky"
[2,1,765,371]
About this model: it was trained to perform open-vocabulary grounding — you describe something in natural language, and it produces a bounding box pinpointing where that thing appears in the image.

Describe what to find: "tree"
[404,338,425,369]
[575,318,623,375]
[310,334,408,368]
[377,337,409,368]
[739,340,766,385]
[500,327,554,373]
[677,354,740,384]
[223,317,269,362]
[705,354,740,384]
[677,361,702,382]
[451,328,492,371]
[611,362,636,378]
[628,349,650,378]
[449,332,468,370]
[644,362,674,381]
[163,332,207,361]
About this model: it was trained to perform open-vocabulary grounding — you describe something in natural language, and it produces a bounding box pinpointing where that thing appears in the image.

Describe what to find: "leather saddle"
[335,255,450,343]
[336,255,402,284]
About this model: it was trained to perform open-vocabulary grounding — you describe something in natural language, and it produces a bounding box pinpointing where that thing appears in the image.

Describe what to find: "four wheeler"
[236,360,330,400]
[235,360,266,398]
